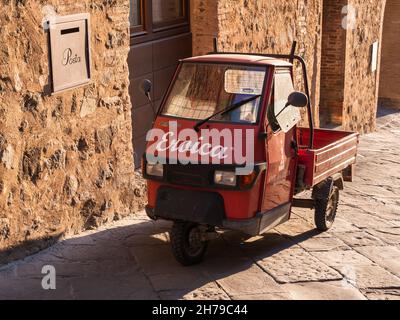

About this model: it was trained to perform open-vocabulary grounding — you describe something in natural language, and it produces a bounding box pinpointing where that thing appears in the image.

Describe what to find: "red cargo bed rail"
[297,128,359,187]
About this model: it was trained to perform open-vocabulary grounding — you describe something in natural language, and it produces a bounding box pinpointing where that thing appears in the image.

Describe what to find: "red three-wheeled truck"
[141,42,359,266]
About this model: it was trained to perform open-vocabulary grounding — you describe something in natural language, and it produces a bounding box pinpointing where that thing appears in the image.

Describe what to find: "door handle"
[291,140,298,154]
[258,131,268,139]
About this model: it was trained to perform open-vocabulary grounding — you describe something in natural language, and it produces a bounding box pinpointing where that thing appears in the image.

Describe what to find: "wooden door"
[128,0,192,167]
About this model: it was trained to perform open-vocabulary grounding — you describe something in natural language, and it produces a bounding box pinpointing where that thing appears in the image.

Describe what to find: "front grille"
[168,172,207,186]
[166,165,213,187]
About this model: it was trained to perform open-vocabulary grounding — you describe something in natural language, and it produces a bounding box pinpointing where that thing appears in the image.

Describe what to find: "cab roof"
[182,54,293,67]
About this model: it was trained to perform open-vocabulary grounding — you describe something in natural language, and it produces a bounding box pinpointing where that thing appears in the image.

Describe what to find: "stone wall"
[191,0,219,56]
[318,0,394,133]
[342,0,385,133]
[0,0,143,265]
[190,0,396,133]
[192,0,323,127]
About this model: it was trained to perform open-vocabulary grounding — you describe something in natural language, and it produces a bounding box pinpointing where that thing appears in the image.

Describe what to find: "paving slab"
[328,217,361,233]
[64,274,159,300]
[130,244,183,276]
[311,250,374,269]
[231,292,293,300]
[367,228,400,245]
[340,265,400,290]
[215,265,284,296]
[159,283,230,300]
[274,218,315,237]
[338,211,395,230]
[361,289,400,300]
[297,236,350,252]
[281,281,367,300]
[227,231,300,261]
[355,246,400,278]
[257,248,342,284]
[334,231,386,247]
[149,272,214,292]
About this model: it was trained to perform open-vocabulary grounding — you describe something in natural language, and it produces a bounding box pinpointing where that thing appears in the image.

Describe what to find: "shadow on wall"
[376,105,400,118]
[0,217,321,300]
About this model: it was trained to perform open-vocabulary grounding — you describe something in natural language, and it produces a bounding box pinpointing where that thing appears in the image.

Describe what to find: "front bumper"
[146,202,291,237]
[150,186,226,226]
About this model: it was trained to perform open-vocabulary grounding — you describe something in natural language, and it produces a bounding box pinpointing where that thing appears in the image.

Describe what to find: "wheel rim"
[186,226,204,257]
[325,192,337,227]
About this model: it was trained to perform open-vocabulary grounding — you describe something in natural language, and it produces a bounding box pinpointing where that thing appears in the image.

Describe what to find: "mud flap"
[154,186,225,226]
[313,174,344,201]
[312,177,334,200]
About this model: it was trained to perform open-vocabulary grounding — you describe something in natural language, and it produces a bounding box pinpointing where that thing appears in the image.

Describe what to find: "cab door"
[262,68,301,215]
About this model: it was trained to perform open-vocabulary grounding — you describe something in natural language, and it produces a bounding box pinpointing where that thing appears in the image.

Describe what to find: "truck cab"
[141,49,358,266]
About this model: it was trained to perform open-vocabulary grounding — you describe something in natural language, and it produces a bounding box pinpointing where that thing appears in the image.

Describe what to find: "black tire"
[170,222,208,266]
[314,186,339,231]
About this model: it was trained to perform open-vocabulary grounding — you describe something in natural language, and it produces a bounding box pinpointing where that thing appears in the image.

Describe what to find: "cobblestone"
[0,110,399,300]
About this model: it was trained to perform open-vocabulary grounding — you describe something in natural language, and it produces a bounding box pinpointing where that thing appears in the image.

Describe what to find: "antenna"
[289,41,297,64]
[213,37,218,53]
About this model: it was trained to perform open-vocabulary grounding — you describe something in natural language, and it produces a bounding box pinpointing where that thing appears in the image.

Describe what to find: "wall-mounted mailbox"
[48,13,91,94]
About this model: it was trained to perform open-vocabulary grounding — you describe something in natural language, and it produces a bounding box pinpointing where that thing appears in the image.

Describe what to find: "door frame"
[130,0,191,45]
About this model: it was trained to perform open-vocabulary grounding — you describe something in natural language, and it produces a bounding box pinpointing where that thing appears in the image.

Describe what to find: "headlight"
[146,163,164,177]
[214,171,237,187]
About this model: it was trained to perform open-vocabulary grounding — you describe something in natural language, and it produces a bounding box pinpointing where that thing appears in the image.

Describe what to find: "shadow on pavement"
[0,216,319,300]
[0,234,64,267]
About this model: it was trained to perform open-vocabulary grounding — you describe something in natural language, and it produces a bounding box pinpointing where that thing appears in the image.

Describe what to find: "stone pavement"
[0,110,400,300]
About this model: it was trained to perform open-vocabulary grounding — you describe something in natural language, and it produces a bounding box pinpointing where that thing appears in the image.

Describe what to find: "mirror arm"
[139,79,157,119]
[146,92,152,102]
[149,96,157,119]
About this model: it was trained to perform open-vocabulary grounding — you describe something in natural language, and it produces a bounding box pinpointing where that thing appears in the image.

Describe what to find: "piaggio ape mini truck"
[141,42,359,266]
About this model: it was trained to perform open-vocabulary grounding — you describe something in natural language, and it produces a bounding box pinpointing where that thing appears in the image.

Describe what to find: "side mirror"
[140,79,152,101]
[286,91,308,108]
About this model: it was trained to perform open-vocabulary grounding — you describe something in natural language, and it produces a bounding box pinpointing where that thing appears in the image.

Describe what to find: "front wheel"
[170,222,208,266]
[314,186,339,231]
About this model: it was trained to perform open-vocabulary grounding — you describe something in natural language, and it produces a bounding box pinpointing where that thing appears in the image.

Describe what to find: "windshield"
[161,63,268,124]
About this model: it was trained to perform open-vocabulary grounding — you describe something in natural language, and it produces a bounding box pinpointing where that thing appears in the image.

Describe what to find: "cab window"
[161,63,267,124]
[268,70,301,133]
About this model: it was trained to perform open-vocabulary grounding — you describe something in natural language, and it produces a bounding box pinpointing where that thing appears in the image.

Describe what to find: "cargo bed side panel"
[297,128,359,187]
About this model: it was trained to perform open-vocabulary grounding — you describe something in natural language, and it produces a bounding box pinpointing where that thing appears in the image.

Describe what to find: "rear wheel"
[170,222,208,266]
[314,186,339,231]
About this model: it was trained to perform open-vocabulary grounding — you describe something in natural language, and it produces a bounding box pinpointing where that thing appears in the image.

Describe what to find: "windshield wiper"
[194,95,261,131]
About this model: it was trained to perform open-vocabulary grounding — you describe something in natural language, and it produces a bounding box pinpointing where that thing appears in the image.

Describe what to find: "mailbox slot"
[61,27,80,35]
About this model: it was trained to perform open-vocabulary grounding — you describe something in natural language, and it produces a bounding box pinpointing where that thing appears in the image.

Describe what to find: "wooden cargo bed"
[297,128,359,187]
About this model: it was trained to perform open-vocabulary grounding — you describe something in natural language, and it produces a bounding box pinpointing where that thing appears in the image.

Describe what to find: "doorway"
[378,0,400,112]
[128,0,192,167]
[319,0,348,127]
